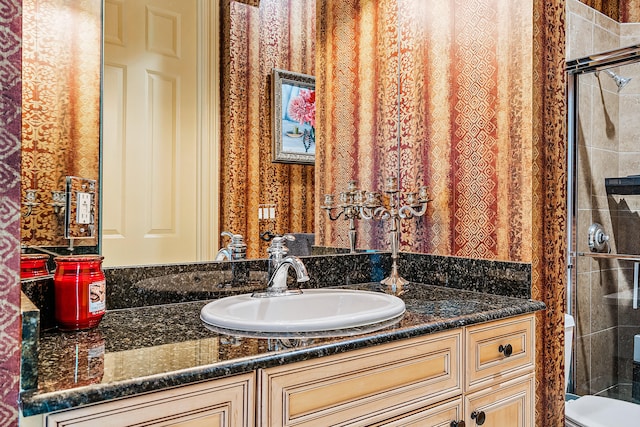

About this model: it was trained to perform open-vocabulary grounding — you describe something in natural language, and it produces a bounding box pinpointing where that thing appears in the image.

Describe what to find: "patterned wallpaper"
[21,0,101,247]
[532,0,567,424]
[316,0,533,262]
[0,0,22,424]
[314,0,399,253]
[0,1,568,424]
[220,0,315,259]
[397,0,533,261]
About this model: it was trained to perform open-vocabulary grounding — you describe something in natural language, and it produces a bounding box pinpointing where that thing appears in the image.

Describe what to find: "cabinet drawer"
[45,373,255,427]
[371,397,463,427]
[259,330,462,427]
[465,314,535,392]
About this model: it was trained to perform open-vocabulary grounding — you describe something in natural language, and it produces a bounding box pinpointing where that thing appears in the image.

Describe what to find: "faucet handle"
[220,231,247,260]
[268,234,295,259]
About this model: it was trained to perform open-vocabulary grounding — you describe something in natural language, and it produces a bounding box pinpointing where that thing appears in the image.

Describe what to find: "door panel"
[102,0,199,266]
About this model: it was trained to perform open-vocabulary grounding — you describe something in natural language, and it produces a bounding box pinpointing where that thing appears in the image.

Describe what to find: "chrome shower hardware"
[588,223,610,253]
[596,69,632,92]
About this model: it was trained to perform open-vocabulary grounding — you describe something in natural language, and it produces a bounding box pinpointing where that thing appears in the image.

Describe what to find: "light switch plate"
[65,176,98,240]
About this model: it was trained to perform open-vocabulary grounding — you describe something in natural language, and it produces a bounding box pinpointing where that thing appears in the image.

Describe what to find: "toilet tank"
[565,314,575,392]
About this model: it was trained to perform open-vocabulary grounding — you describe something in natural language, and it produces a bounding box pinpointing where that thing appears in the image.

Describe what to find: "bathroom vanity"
[20,281,543,427]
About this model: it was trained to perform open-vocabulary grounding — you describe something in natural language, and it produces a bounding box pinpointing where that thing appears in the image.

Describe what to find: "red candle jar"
[20,254,50,279]
[53,255,106,330]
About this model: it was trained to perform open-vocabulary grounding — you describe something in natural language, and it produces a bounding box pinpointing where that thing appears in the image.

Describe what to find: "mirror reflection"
[102,0,317,265]
[21,0,534,267]
[21,0,101,251]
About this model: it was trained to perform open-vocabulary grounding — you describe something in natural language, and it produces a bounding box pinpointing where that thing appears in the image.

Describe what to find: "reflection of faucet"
[253,235,309,297]
[215,232,247,261]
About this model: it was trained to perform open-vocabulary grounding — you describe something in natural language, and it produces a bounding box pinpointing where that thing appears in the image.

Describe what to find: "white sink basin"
[200,289,405,334]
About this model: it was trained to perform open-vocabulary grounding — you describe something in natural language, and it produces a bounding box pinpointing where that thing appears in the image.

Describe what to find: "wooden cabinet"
[35,314,536,427]
[464,374,535,427]
[464,314,536,427]
[260,314,536,427]
[369,398,464,427]
[465,314,535,393]
[45,373,255,427]
[259,330,462,427]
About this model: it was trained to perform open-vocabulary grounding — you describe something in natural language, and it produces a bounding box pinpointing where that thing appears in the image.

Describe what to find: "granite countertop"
[20,282,545,417]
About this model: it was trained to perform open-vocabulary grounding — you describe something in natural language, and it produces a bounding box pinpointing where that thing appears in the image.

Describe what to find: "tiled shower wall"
[568,0,640,397]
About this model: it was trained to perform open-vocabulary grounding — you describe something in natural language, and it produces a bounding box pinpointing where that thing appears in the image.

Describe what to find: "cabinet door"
[371,397,464,427]
[45,373,255,427]
[260,330,462,427]
[464,373,534,427]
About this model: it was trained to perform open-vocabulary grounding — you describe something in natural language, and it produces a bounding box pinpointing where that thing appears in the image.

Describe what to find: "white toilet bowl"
[565,314,640,426]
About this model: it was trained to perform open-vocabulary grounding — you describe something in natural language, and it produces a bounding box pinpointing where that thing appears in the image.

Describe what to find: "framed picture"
[272,69,316,164]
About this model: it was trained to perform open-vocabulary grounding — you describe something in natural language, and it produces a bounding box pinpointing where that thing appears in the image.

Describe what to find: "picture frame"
[271,69,316,165]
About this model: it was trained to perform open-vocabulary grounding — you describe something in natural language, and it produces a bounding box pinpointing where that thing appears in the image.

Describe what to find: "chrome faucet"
[253,235,309,297]
[268,256,309,292]
[215,231,247,261]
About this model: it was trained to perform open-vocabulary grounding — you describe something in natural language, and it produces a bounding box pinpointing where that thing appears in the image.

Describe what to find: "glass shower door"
[567,44,640,403]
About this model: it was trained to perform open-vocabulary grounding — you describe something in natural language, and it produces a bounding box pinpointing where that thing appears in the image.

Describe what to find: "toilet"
[564,314,640,426]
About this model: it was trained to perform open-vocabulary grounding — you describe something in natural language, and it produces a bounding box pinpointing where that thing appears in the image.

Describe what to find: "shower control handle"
[498,343,513,357]
[471,410,486,425]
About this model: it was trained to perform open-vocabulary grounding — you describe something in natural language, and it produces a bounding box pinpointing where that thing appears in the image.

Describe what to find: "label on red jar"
[89,280,106,314]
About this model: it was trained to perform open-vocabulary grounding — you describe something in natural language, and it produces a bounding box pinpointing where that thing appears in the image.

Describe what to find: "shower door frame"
[566,44,640,395]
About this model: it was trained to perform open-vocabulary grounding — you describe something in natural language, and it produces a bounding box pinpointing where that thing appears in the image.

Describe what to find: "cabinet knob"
[471,410,486,425]
[498,343,513,357]
[450,421,466,427]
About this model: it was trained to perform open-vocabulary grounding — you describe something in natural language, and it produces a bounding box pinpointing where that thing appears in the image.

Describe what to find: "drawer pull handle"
[450,421,466,427]
[498,343,513,357]
[471,410,486,425]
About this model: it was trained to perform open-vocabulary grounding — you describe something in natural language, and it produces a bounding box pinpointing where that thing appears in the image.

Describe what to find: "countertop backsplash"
[21,252,531,328]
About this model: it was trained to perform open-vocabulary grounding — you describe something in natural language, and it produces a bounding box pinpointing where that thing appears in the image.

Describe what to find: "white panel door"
[102,0,214,266]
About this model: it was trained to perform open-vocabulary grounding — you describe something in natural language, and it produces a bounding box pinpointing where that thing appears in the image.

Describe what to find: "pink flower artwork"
[288,89,315,127]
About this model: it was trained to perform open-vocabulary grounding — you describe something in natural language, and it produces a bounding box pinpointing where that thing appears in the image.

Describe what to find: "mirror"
[20,0,538,267]
[21,0,102,252]
[20,0,400,265]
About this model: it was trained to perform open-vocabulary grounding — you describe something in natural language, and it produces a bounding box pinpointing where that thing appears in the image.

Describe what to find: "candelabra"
[321,177,430,295]
[22,189,39,218]
[320,180,363,253]
[51,190,67,216]
[359,177,430,295]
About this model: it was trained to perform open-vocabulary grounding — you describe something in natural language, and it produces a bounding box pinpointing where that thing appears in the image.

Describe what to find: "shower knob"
[588,223,610,253]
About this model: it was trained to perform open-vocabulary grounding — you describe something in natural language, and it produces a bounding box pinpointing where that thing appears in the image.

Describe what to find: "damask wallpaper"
[532,1,567,425]
[314,0,399,252]
[396,0,533,261]
[316,0,534,261]
[0,0,22,424]
[21,0,101,247]
[220,0,315,258]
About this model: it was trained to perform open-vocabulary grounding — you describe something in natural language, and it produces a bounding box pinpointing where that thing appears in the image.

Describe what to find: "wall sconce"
[51,190,66,215]
[22,189,40,218]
